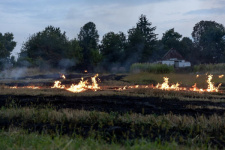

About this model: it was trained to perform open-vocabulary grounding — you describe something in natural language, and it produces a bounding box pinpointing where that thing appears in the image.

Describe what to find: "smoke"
[58,58,76,70]
[0,67,28,80]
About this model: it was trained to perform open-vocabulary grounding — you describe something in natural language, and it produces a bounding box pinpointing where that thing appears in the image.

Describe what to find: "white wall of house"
[161,60,175,66]
[175,61,191,68]
[158,59,191,68]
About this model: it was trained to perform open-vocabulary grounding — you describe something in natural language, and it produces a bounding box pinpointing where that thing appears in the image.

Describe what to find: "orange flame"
[57,74,101,93]
[7,74,223,93]
[59,73,66,79]
[219,74,224,78]
[88,74,100,91]
[10,86,40,89]
[51,81,65,89]
[206,75,221,92]
[156,77,179,91]
[66,78,88,93]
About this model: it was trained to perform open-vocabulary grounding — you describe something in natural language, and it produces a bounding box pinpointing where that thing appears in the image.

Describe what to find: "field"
[0,70,225,149]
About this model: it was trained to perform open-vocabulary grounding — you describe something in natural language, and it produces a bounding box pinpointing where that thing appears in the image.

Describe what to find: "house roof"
[162,49,183,60]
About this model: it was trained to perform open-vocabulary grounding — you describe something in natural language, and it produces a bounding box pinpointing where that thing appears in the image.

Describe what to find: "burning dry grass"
[123,72,225,88]
[2,72,224,94]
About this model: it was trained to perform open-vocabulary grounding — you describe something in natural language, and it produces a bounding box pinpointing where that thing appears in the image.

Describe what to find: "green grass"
[0,128,196,150]
[0,105,224,149]
[130,63,174,74]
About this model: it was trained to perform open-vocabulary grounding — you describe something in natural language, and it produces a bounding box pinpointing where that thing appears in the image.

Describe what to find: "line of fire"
[8,73,223,93]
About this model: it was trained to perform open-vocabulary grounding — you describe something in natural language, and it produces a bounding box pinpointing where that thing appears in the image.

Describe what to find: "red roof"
[162,49,183,60]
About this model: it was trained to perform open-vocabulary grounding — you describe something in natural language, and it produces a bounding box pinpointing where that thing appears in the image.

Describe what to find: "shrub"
[130,63,174,74]
[194,63,225,73]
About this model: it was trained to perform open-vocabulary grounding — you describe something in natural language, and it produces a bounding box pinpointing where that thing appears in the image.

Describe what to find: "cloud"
[185,7,225,15]
[1,0,225,59]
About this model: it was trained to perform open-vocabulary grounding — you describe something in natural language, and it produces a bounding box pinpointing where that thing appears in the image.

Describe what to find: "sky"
[1,0,225,58]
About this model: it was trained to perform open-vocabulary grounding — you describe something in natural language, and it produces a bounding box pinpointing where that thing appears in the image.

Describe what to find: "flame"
[219,74,224,78]
[10,86,40,89]
[10,86,17,89]
[84,70,88,73]
[190,83,203,92]
[196,75,199,78]
[52,74,101,93]
[61,75,66,79]
[59,73,66,79]
[66,78,88,93]
[156,77,179,91]
[191,83,197,91]
[206,75,221,92]
[88,74,100,91]
[190,75,222,92]
[25,86,40,89]
[51,81,65,89]
[7,73,223,93]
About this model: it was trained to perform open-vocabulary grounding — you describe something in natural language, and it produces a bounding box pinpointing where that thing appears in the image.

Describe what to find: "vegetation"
[0,129,188,150]
[0,33,16,70]
[0,71,225,149]
[123,72,225,87]
[130,63,174,74]
[17,26,82,70]
[78,22,102,71]
[100,32,126,71]
[1,15,225,72]
[125,14,157,64]
[192,21,225,64]
[0,101,224,149]
[194,63,225,73]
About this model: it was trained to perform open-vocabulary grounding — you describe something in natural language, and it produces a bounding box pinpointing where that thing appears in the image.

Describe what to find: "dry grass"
[123,72,225,88]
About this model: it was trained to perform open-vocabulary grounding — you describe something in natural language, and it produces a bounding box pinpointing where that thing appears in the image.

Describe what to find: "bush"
[130,63,174,74]
[194,63,225,73]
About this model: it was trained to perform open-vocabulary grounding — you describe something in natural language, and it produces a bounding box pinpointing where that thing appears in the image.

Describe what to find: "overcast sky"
[1,0,225,58]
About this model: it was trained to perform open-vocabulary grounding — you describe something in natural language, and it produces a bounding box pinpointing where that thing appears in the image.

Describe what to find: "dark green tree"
[161,28,182,50]
[67,39,83,66]
[126,14,157,63]
[100,31,126,70]
[180,37,194,59]
[192,20,225,63]
[19,26,73,68]
[0,32,16,69]
[78,22,101,71]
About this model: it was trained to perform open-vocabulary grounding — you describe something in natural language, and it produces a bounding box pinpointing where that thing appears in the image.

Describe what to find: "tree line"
[1,14,225,72]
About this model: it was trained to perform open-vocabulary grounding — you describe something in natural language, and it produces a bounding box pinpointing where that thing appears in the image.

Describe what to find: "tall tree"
[19,26,72,68]
[192,20,225,63]
[0,32,16,69]
[126,14,157,63]
[78,22,101,71]
[161,28,182,50]
[100,31,126,70]
[67,38,83,66]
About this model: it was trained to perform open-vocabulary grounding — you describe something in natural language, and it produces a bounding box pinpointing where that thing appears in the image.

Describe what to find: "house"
[157,49,191,68]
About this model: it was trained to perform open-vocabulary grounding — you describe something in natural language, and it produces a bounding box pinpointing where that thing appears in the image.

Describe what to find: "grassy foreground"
[0,104,224,149]
[0,129,188,150]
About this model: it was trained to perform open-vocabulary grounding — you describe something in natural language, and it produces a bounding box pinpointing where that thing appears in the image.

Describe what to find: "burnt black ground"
[1,94,225,116]
[1,74,127,87]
